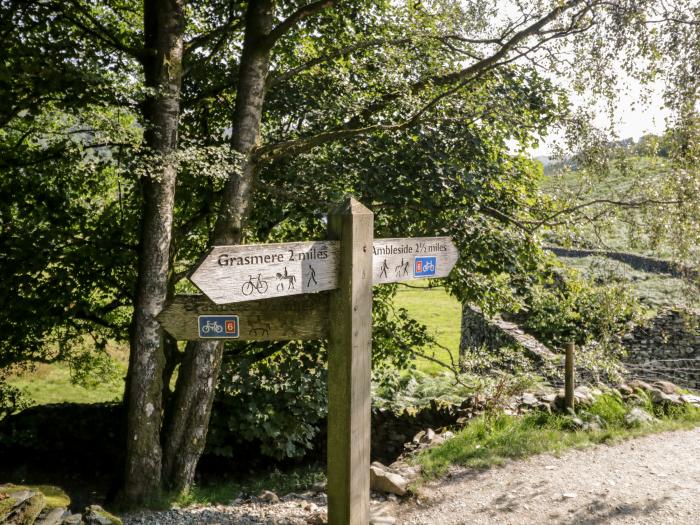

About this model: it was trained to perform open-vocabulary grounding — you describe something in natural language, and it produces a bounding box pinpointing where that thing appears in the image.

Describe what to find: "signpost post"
[327,198,373,525]
[158,197,458,525]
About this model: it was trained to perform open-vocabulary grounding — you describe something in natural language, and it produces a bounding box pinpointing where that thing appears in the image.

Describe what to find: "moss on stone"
[87,505,123,525]
[0,489,46,525]
[0,484,70,510]
[0,494,16,519]
[30,484,70,509]
[18,493,45,525]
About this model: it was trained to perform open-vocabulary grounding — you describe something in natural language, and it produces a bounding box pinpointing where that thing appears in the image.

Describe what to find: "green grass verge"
[393,282,461,375]
[415,393,700,479]
[6,363,124,405]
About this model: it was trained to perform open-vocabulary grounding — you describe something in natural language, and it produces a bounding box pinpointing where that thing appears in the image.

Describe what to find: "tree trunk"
[161,340,223,492]
[159,0,274,492]
[123,0,185,505]
[213,0,274,244]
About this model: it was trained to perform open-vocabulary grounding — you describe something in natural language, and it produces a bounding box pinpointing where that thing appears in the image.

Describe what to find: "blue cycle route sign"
[414,256,437,277]
[198,315,239,338]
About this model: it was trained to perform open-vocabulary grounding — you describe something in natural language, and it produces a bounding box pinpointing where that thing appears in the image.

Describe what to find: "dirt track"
[389,427,700,524]
[124,427,700,524]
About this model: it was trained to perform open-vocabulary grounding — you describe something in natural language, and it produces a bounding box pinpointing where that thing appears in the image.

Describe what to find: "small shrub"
[208,342,327,461]
[372,369,540,414]
[587,393,627,426]
[0,376,31,419]
[521,266,639,349]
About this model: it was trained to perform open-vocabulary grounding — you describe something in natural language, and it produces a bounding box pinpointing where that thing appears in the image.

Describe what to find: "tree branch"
[263,0,335,48]
[481,196,685,235]
[268,36,411,87]
[185,18,243,56]
[258,0,589,160]
[259,61,490,160]
[59,0,144,60]
[341,0,586,129]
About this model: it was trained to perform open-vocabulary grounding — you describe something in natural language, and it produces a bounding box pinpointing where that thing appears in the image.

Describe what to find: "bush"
[520,266,639,349]
[207,342,327,461]
[0,376,30,420]
[206,286,435,461]
[373,368,540,413]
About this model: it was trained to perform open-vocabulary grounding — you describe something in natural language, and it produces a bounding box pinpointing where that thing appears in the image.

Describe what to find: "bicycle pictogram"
[414,256,437,276]
[198,315,239,338]
[242,273,269,296]
[200,320,223,334]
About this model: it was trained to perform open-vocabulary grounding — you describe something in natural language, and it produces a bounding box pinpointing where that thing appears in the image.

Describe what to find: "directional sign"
[189,241,340,304]
[157,294,329,341]
[189,237,458,304]
[156,198,463,525]
[371,236,458,284]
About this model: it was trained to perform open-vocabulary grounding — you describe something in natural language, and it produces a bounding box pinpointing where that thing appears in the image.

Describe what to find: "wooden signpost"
[188,237,458,304]
[158,197,458,525]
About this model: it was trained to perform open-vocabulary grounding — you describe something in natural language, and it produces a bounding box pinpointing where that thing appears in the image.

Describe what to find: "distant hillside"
[540,155,698,309]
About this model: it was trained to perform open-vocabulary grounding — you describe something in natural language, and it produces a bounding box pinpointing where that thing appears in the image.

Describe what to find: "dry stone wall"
[622,308,700,390]
[459,305,557,375]
[459,304,700,391]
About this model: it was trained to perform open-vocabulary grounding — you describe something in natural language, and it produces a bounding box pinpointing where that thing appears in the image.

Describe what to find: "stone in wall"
[622,308,700,390]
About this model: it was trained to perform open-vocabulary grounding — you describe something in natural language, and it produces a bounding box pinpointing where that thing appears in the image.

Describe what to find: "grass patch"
[5,342,129,407]
[6,363,124,405]
[415,393,700,479]
[393,282,461,375]
[163,464,325,509]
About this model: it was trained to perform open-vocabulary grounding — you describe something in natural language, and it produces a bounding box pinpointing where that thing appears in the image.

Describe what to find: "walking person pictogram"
[307,264,318,287]
[380,259,389,278]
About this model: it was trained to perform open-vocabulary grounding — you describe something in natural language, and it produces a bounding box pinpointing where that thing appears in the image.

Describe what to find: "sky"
[485,0,673,158]
[530,63,670,158]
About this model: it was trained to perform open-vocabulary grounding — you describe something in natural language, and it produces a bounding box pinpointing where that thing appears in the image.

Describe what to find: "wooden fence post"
[327,197,373,525]
[565,341,575,411]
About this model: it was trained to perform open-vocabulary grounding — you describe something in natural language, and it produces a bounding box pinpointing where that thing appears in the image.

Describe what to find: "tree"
[2,0,634,503]
[541,0,700,271]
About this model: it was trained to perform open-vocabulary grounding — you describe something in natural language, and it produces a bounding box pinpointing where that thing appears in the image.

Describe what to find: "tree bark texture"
[159,0,274,492]
[213,0,274,245]
[161,339,224,491]
[123,0,185,505]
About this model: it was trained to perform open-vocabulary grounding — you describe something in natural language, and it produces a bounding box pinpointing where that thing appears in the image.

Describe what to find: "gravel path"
[124,427,700,525]
[389,427,700,525]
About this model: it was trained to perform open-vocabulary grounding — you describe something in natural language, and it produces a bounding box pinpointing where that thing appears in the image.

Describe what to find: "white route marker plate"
[371,236,458,284]
[190,241,339,304]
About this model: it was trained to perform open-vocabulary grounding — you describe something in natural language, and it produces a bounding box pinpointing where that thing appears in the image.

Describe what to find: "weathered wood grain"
[157,294,329,341]
[372,236,459,284]
[327,197,373,525]
[189,241,340,304]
